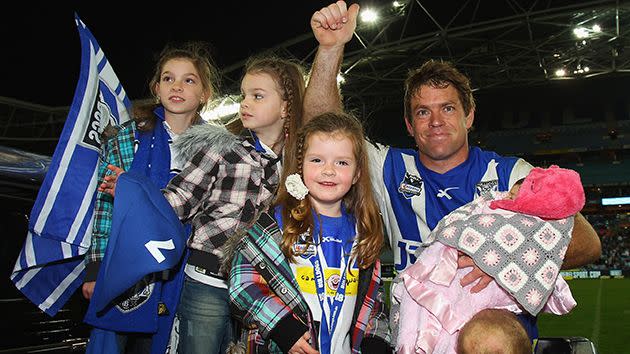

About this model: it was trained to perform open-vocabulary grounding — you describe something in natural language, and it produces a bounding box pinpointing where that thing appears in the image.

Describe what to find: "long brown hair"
[276,112,383,269]
[135,41,219,131]
[237,56,305,158]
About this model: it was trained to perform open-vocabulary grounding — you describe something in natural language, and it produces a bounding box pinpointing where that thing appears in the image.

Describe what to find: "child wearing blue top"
[228,112,391,354]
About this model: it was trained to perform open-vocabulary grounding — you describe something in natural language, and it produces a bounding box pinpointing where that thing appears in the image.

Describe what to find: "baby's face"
[507,183,522,200]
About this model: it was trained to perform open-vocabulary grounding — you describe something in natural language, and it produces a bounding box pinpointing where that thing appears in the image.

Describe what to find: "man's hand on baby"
[458,251,493,293]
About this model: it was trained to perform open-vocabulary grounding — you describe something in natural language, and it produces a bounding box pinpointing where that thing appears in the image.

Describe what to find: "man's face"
[405,84,474,172]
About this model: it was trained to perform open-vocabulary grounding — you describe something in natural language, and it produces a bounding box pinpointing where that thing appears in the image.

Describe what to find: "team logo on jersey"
[398,172,423,199]
[115,276,154,313]
[293,243,317,258]
[476,179,498,197]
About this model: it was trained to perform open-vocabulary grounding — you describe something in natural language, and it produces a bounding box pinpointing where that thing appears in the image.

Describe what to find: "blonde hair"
[457,309,531,354]
[276,112,383,269]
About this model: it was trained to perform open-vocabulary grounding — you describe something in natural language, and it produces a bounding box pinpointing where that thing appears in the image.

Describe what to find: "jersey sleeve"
[366,140,390,207]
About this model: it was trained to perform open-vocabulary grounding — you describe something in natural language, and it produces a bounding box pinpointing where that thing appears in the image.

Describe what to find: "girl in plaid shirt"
[228,112,391,354]
[159,57,305,354]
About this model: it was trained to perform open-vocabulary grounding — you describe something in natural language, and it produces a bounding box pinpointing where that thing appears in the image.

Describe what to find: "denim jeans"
[176,276,233,354]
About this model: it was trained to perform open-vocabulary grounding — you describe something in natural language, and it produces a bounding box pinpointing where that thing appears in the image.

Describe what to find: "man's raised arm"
[304,1,359,122]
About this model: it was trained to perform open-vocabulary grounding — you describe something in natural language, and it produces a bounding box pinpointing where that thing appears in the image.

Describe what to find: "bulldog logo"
[116,276,154,313]
[476,180,498,198]
[398,172,423,199]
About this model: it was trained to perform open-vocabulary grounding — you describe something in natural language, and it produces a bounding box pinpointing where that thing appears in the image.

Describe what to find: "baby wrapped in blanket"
[393,165,585,354]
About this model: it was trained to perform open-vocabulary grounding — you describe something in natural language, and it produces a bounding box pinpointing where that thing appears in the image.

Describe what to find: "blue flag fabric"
[85,328,121,354]
[10,14,131,316]
[84,172,186,335]
[87,172,186,314]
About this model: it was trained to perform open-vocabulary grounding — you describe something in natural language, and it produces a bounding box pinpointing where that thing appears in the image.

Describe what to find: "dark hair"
[404,60,475,121]
[135,41,219,131]
[276,112,384,269]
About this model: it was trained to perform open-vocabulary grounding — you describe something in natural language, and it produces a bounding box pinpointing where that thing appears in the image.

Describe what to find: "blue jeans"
[176,276,233,354]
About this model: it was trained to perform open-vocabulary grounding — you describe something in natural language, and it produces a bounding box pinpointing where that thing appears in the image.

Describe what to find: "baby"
[457,309,531,354]
[393,165,585,354]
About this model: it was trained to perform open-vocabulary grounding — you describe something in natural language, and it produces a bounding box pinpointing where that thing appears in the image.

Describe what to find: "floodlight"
[592,24,602,33]
[361,9,379,23]
[554,68,566,77]
[573,27,589,39]
[201,95,240,122]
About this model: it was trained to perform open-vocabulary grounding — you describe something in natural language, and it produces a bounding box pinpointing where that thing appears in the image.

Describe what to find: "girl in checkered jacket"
[98,56,306,354]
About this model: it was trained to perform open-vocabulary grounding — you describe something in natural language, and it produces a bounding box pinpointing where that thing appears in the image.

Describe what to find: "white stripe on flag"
[10,250,23,279]
[24,231,36,268]
[39,260,86,313]
[14,266,42,290]
[32,41,100,239]
[66,166,100,246]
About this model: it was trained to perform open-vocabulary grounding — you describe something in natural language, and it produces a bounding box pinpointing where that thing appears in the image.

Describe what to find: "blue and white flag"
[10,14,131,316]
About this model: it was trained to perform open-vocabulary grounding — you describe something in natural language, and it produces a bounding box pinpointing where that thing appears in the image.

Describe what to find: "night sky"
[0,1,332,107]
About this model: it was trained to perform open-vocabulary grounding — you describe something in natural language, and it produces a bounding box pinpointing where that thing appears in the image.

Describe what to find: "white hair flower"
[285,173,309,200]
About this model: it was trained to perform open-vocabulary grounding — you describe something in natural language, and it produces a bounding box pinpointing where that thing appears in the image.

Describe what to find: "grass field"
[538,278,630,354]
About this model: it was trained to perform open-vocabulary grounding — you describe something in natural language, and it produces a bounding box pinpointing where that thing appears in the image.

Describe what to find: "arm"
[304,1,359,122]
[229,250,312,353]
[82,182,113,299]
[81,142,120,300]
[162,147,219,222]
[562,212,601,269]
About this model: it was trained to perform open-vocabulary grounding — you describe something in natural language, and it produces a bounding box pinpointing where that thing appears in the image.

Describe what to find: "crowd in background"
[585,213,630,270]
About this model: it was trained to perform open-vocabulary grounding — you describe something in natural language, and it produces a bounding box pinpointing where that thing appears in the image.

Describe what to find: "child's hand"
[82,281,95,300]
[98,164,125,197]
[288,331,319,354]
[458,252,493,293]
[310,1,359,48]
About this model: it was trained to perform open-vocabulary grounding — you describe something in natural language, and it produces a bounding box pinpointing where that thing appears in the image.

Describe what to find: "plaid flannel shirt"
[84,121,136,280]
[163,133,280,259]
[230,212,391,353]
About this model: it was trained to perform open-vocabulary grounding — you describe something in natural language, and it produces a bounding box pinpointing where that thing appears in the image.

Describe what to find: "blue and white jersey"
[367,144,532,272]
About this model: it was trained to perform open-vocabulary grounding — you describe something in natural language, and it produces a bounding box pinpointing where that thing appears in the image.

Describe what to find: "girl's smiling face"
[302,131,359,217]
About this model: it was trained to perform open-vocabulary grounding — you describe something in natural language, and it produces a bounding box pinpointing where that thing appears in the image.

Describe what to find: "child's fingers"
[106,164,125,176]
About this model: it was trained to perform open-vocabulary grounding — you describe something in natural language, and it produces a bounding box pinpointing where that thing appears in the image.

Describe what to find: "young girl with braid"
[228,112,391,354]
[99,56,306,354]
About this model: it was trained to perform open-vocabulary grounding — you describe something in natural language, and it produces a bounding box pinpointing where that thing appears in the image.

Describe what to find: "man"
[304,0,601,341]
